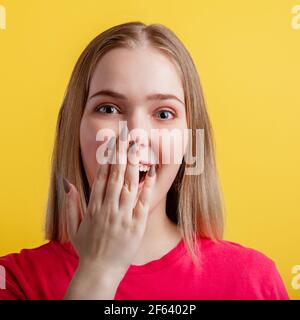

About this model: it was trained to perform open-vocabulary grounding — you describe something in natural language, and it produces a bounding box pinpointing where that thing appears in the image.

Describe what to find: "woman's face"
[80,46,187,210]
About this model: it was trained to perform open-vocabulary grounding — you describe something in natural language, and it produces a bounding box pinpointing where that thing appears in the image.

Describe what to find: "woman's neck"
[131,199,182,265]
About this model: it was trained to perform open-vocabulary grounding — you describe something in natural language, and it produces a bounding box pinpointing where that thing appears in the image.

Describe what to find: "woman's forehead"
[88,47,184,102]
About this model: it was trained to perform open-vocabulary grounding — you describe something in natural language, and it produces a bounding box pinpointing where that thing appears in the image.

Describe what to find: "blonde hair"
[45,21,225,268]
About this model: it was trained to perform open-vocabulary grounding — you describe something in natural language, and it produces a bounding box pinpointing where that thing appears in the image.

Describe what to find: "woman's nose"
[129,131,149,150]
[126,114,149,149]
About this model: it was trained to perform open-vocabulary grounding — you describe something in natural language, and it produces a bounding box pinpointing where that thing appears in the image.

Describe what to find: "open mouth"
[138,163,150,184]
[138,163,159,184]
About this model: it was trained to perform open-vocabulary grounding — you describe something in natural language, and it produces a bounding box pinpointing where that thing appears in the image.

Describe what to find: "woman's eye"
[156,110,174,120]
[95,104,119,114]
[95,105,174,119]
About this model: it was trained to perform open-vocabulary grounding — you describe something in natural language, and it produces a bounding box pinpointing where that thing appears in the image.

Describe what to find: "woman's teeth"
[138,164,150,172]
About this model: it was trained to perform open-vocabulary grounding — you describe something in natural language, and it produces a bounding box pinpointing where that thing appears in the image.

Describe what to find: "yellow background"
[0,0,299,299]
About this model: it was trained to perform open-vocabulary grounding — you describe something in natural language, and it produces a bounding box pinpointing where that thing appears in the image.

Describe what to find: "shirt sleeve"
[0,256,27,300]
[264,260,289,300]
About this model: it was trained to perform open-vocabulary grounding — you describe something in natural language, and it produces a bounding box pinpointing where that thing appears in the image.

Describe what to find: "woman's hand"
[63,128,156,299]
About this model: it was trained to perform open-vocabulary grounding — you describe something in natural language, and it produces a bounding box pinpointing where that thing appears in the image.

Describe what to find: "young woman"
[0,21,289,300]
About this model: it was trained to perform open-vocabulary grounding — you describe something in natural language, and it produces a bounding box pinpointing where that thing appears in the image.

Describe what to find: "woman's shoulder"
[198,237,289,299]
[200,236,276,268]
[0,240,77,281]
[0,241,77,299]
[0,240,75,264]
[201,238,273,263]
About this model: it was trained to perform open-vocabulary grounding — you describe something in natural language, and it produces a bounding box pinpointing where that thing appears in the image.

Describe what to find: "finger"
[103,127,130,210]
[64,178,84,242]
[119,141,140,217]
[89,136,115,214]
[132,164,156,228]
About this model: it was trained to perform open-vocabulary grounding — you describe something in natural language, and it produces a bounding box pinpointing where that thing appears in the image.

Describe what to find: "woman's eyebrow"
[87,89,185,107]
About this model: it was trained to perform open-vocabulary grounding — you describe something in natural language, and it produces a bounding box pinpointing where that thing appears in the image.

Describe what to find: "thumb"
[63,177,83,242]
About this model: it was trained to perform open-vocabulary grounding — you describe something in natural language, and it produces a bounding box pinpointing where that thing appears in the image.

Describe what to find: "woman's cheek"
[80,119,102,186]
[160,133,185,166]
[154,135,184,196]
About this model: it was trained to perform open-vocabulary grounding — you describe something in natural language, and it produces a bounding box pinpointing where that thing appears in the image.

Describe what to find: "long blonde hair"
[45,21,225,268]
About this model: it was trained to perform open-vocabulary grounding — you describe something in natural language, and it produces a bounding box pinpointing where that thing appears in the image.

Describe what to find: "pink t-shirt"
[0,236,289,300]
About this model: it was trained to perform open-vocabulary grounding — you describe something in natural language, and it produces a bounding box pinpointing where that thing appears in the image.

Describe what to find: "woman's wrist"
[64,261,127,300]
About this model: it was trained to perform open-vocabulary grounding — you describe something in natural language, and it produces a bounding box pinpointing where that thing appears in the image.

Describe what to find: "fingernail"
[148,164,156,177]
[107,136,116,150]
[63,177,71,194]
[120,126,128,141]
